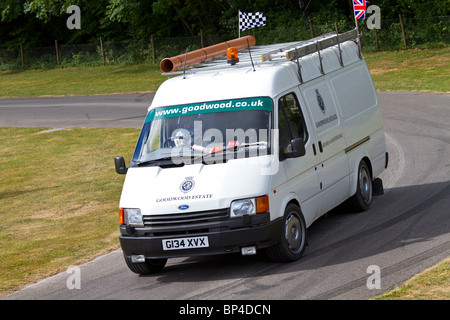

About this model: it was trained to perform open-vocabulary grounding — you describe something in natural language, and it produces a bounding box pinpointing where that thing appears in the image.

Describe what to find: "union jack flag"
[353,0,369,19]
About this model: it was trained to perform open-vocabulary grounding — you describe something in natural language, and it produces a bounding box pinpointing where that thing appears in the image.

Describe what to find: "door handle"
[318,141,323,153]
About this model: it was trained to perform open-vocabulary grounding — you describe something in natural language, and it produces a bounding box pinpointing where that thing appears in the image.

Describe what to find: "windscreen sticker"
[146,97,273,123]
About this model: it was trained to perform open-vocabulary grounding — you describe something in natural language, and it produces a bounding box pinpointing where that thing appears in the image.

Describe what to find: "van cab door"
[277,91,320,226]
[300,82,350,216]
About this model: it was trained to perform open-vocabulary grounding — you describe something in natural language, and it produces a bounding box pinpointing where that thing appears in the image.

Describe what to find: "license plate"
[162,236,209,250]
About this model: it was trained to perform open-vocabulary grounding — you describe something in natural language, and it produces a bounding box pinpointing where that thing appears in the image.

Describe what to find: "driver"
[173,128,191,147]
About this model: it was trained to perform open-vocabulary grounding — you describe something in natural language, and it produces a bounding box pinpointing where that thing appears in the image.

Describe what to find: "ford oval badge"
[178,204,189,210]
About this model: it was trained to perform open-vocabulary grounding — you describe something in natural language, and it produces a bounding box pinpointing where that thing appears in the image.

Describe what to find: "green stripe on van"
[145,97,273,123]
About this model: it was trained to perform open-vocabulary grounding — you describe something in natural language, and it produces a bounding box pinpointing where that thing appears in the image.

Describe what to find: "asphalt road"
[0,93,153,128]
[1,91,449,300]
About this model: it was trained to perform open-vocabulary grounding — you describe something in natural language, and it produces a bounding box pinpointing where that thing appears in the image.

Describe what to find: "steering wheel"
[162,137,175,148]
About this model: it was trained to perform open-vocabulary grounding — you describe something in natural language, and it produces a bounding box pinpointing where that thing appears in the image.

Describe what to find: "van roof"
[150,62,299,108]
[150,35,362,110]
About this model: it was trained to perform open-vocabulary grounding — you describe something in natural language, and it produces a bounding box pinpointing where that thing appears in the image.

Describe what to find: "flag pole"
[355,17,362,57]
[355,14,360,43]
[238,10,241,38]
[352,2,363,58]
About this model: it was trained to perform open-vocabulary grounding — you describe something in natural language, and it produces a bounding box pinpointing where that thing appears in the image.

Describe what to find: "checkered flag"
[239,11,266,32]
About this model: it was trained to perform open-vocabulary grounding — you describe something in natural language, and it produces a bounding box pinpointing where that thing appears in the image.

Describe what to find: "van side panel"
[330,62,381,145]
[330,62,386,194]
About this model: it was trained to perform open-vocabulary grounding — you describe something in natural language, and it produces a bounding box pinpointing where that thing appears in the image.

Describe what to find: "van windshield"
[132,97,273,166]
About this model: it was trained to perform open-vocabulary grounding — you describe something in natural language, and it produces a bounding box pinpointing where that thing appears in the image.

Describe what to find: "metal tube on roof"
[160,35,256,73]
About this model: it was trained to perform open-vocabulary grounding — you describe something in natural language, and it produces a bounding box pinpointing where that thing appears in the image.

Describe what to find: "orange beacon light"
[227,47,239,65]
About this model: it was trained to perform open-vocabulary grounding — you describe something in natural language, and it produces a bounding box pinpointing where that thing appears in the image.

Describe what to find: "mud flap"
[372,178,384,196]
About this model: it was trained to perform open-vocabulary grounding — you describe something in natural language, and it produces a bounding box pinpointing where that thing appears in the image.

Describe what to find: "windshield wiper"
[136,154,198,167]
[137,141,268,166]
[136,157,174,166]
[193,141,267,161]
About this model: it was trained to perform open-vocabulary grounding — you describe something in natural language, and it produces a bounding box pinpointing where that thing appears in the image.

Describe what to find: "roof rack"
[162,29,360,76]
[261,29,358,62]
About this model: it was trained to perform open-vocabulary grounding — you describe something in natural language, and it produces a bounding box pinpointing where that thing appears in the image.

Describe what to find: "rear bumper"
[119,212,282,259]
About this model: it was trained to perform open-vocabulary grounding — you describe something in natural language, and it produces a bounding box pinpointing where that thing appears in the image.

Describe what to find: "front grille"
[142,208,230,236]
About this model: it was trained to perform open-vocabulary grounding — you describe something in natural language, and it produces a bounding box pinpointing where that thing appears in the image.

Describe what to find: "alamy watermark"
[167,122,279,176]
[66,5,81,30]
[64,262,381,291]
[366,5,381,30]
[66,265,81,290]
[366,265,381,289]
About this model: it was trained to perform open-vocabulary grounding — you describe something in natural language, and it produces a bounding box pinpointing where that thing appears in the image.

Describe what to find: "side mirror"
[115,156,128,174]
[285,138,306,159]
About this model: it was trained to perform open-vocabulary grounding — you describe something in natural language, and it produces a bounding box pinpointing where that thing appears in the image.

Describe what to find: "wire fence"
[251,15,449,50]
[0,16,448,70]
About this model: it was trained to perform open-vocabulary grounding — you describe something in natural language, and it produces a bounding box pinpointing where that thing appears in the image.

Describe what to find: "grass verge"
[0,47,448,98]
[374,257,450,300]
[364,46,449,93]
[0,127,139,296]
[0,64,166,98]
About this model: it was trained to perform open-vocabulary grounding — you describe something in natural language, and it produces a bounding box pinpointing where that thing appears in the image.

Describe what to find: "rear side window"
[278,93,308,154]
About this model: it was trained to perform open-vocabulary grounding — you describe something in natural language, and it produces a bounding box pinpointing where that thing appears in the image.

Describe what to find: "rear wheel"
[350,160,373,211]
[266,203,307,262]
[123,254,167,275]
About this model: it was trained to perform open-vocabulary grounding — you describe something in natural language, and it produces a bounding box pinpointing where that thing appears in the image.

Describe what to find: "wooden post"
[151,34,156,61]
[100,37,106,64]
[374,28,380,51]
[20,43,25,67]
[54,40,60,65]
[200,29,204,48]
[309,20,315,38]
[334,22,339,34]
[399,14,407,48]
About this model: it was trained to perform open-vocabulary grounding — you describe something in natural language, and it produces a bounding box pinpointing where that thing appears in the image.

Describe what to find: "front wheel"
[266,204,307,262]
[123,254,167,275]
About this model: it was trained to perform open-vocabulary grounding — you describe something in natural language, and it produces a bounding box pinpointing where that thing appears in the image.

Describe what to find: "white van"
[115,30,388,274]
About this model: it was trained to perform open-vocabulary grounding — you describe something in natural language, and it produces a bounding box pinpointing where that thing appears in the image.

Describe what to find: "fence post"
[309,20,315,38]
[200,29,204,48]
[55,40,60,65]
[151,34,156,61]
[374,28,380,51]
[20,43,25,67]
[399,14,407,48]
[100,37,106,64]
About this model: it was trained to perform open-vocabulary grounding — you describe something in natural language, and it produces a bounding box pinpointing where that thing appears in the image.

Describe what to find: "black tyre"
[266,203,307,262]
[349,160,373,211]
[123,254,167,275]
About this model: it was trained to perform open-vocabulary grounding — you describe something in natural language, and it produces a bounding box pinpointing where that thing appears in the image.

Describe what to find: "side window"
[278,93,308,154]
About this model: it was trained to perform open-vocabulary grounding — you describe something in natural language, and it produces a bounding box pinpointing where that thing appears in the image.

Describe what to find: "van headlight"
[119,208,144,226]
[231,195,269,217]
[231,199,256,216]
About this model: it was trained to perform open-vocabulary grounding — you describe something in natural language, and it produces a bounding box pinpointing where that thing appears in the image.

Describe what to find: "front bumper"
[119,210,282,259]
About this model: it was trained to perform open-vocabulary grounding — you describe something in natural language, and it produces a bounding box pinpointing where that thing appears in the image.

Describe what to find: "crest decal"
[315,89,326,115]
[180,176,195,193]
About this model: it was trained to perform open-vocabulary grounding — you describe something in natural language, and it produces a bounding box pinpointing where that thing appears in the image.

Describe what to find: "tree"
[1,0,449,50]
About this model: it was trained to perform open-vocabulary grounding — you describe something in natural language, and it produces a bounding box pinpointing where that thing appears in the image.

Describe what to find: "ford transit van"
[115,30,388,274]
